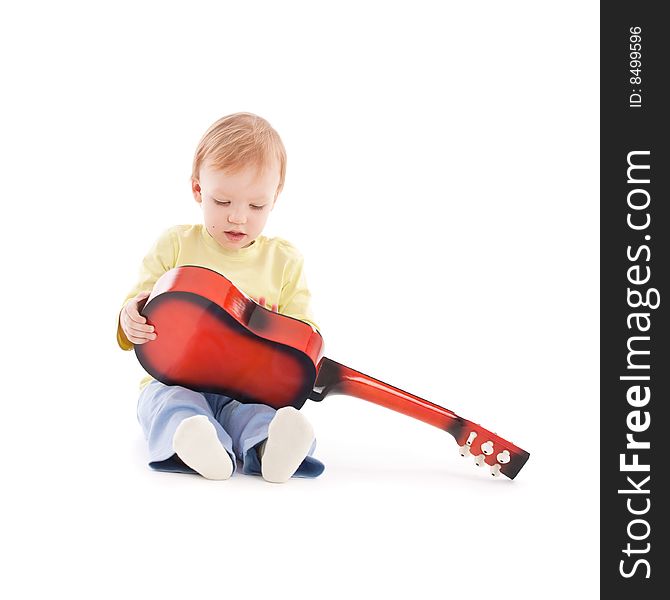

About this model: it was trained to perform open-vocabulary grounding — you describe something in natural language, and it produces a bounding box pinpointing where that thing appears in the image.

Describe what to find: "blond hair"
[191,112,287,196]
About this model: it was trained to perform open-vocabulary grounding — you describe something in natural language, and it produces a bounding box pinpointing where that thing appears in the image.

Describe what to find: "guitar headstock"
[452,418,530,479]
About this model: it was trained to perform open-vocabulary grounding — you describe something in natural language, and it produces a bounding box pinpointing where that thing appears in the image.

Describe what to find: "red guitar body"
[135,266,530,480]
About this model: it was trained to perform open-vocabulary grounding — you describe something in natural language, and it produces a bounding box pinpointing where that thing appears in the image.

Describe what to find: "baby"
[117,112,324,483]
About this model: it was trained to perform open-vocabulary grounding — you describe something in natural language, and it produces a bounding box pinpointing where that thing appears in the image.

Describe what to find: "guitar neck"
[309,356,530,479]
[310,356,467,436]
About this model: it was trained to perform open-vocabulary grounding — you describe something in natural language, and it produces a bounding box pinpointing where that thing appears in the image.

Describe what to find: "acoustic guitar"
[135,265,530,479]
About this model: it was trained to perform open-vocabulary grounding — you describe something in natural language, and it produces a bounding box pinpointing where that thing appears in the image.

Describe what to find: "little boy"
[117,112,324,483]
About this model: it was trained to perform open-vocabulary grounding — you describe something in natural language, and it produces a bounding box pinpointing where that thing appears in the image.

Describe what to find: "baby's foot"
[260,406,315,483]
[173,415,234,480]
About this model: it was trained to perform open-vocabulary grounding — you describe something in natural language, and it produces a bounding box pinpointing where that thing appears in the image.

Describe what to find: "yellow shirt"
[117,224,319,390]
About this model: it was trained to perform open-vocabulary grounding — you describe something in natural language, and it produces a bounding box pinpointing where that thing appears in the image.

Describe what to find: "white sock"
[172,415,234,480]
[259,407,315,483]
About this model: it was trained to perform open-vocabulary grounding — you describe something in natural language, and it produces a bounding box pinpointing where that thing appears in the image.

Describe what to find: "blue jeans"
[137,380,325,478]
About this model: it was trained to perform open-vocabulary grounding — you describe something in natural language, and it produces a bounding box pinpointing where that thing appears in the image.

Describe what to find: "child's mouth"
[225,231,246,242]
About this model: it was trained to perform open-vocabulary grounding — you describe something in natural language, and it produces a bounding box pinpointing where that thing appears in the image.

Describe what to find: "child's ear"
[192,179,202,204]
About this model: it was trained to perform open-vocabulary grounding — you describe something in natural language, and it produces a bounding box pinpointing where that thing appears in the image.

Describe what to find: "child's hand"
[120,291,156,345]
[255,296,278,313]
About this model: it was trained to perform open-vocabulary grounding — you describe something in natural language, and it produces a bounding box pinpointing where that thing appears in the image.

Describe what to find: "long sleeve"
[280,254,320,333]
[116,228,178,350]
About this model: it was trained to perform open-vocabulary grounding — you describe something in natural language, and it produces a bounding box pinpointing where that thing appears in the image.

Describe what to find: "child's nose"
[228,211,247,224]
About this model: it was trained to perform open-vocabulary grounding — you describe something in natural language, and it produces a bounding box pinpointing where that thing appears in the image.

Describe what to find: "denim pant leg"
[218,400,325,479]
[137,380,236,474]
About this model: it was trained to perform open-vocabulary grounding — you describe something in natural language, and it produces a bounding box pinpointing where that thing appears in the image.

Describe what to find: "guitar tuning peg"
[496,450,511,464]
[473,454,486,467]
[459,431,477,458]
[481,441,494,456]
[490,464,502,477]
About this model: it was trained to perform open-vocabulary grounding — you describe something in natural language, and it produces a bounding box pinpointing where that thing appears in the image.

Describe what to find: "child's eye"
[214,200,264,210]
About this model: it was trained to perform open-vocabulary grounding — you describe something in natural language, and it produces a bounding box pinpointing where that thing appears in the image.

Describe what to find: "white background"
[1,2,599,598]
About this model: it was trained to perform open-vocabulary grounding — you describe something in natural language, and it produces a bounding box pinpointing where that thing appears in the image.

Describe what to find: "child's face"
[192,161,279,249]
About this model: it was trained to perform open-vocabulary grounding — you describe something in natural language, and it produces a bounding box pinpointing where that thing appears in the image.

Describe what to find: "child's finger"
[128,334,153,345]
[130,333,156,343]
[127,291,151,322]
[129,323,156,339]
[129,320,154,334]
[127,306,147,324]
[124,298,147,322]
[122,321,150,344]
